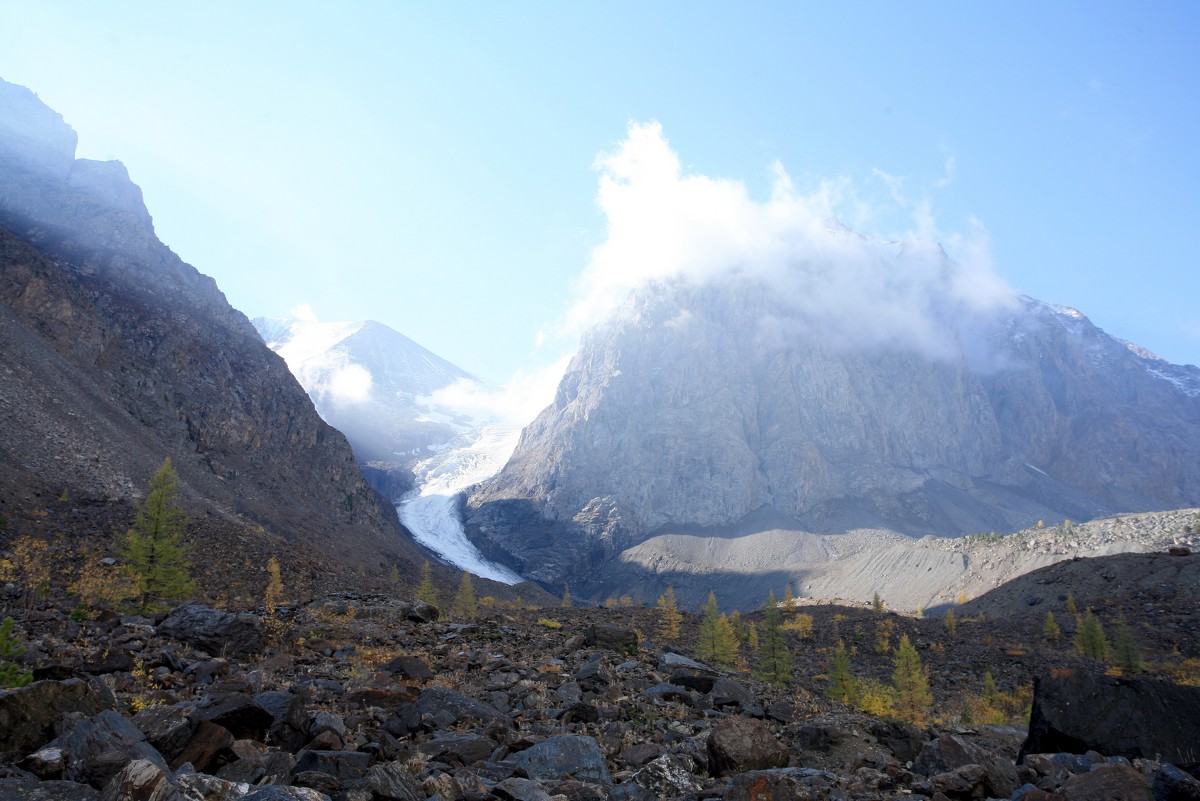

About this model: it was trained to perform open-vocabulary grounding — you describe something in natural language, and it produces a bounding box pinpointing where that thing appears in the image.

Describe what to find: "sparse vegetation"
[891,634,932,725]
[0,616,32,688]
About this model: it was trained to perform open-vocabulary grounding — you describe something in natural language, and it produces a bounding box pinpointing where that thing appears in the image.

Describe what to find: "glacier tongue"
[398,424,524,584]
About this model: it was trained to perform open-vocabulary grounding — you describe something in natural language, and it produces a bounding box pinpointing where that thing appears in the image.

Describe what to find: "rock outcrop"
[469,275,1200,595]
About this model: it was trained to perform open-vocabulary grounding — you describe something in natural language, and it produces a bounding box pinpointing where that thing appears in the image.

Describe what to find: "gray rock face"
[469,278,1200,588]
[0,78,418,573]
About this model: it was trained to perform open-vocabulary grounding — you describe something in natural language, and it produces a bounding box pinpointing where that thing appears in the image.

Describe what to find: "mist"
[563,122,1019,362]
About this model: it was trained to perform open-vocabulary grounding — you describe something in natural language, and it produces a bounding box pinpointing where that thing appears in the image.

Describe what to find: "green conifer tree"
[1075,609,1109,661]
[0,617,33,688]
[120,458,194,611]
[656,586,682,641]
[891,634,932,725]
[1042,610,1061,642]
[944,608,958,636]
[696,591,738,669]
[826,639,857,705]
[451,572,477,619]
[416,561,438,606]
[1111,615,1142,672]
[982,667,998,703]
[754,591,792,685]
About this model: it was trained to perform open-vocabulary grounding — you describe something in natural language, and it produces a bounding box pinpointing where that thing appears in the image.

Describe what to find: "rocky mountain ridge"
[252,316,482,490]
[0,77,421,582]
[468,275,1200,604]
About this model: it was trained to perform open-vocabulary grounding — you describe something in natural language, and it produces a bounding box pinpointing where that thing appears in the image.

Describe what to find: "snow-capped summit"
[253,316,483,465]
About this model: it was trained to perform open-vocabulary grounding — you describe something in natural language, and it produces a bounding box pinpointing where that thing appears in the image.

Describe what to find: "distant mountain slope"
[468,264,1200,597]
[0,77,420,577]
[252,316,480,467]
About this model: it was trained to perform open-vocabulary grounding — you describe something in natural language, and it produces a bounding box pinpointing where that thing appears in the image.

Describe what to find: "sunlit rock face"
[468,273,1200,587]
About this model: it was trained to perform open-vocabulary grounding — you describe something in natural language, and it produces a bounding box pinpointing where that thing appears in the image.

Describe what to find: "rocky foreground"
[2,569,1200,801]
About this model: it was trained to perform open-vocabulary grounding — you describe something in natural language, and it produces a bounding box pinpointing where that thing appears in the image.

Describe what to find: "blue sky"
[2,2,1198,386]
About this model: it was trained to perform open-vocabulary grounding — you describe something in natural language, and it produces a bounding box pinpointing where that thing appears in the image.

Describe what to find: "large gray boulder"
[1021,670,1200,775]
[0,677,115,761]
[157,604,265,660]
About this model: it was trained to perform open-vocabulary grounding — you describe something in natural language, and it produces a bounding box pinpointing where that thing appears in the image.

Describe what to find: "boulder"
[583,624,637,653]
[51,709,168,789]
[157,603,264,659]
[379,655,433,681]
[0,677,115,761]
[413,686,509,729]
[707,716,789,776]
[97,759,182,801]
[418,732,497,765]
[171,720,235,772]
[358,760,424,801]
[132,704,196,762]
[1021,670,1200,775]
[198,693,274,741]
[724,768,838,801]
[1062,763,1154,801]
[509,735,612,785]
[627,754,704,799]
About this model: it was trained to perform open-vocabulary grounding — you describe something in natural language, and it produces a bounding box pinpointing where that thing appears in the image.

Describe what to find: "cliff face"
[468,276,1200,585]
[0,78,417,570]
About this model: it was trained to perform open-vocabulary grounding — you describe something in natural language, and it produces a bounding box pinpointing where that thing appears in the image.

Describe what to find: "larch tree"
[656,586,682,641]
[891,634,932,725]
[416,561,438,606]
[754,591,792,685]
[696,591,739,669]
[451,572,477,619]
[826,639,856,705]
[121,458,194,612]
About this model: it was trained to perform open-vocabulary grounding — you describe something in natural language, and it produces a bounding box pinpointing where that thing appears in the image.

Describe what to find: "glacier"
[397,423,525,584]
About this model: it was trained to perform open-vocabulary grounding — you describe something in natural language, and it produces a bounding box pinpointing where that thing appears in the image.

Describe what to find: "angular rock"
[171,720,235,772]
[0,677,115,761]
[292,749,371,782]
[1021,670,1200,775]
[408,600,439,623]
[241,786,334,801]
[929,763,987,799]
[709,677,755,710]
[1151,762,1200,801]
[724,767,839,801]
[509,735,612,785]
[493,777,554,801]
[157,604,265,660]
[628,754,704,798]
[358,760,424,801]
[414,686,508,729]
[132,704,196,763]
[1062,763,1154,801]
[198,694,274,741]
[97,759,183,801]
[418,732,497,766]
[583,624,637,654]
[379,655,433,681]
[707,715,789,776]
[50,710,167,789]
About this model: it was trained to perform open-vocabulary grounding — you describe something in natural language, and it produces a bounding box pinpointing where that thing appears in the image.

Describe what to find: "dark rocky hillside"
[0,78,423,588]
[0,547,1197,800]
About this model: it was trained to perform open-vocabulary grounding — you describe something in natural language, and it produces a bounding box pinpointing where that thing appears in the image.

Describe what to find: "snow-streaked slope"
[252,316,482,463]
[399,424,525,584]
[253,314,527,582]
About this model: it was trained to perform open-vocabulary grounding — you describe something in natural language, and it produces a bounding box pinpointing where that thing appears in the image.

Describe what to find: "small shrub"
[780,613,814,638]
[0,617,32,688]
[536,617,562,629]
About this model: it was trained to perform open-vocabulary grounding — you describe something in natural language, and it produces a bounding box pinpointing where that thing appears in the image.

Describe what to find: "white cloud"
[327,364,373,405]
[290,302,318,322]
[560,121,1017,361]
[420,355,571,429]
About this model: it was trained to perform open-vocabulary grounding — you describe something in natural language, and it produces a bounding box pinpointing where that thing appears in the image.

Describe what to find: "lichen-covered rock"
[707,715,789,776]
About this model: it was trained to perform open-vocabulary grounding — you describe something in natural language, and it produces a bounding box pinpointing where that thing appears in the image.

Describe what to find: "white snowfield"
[398,424,525,585]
